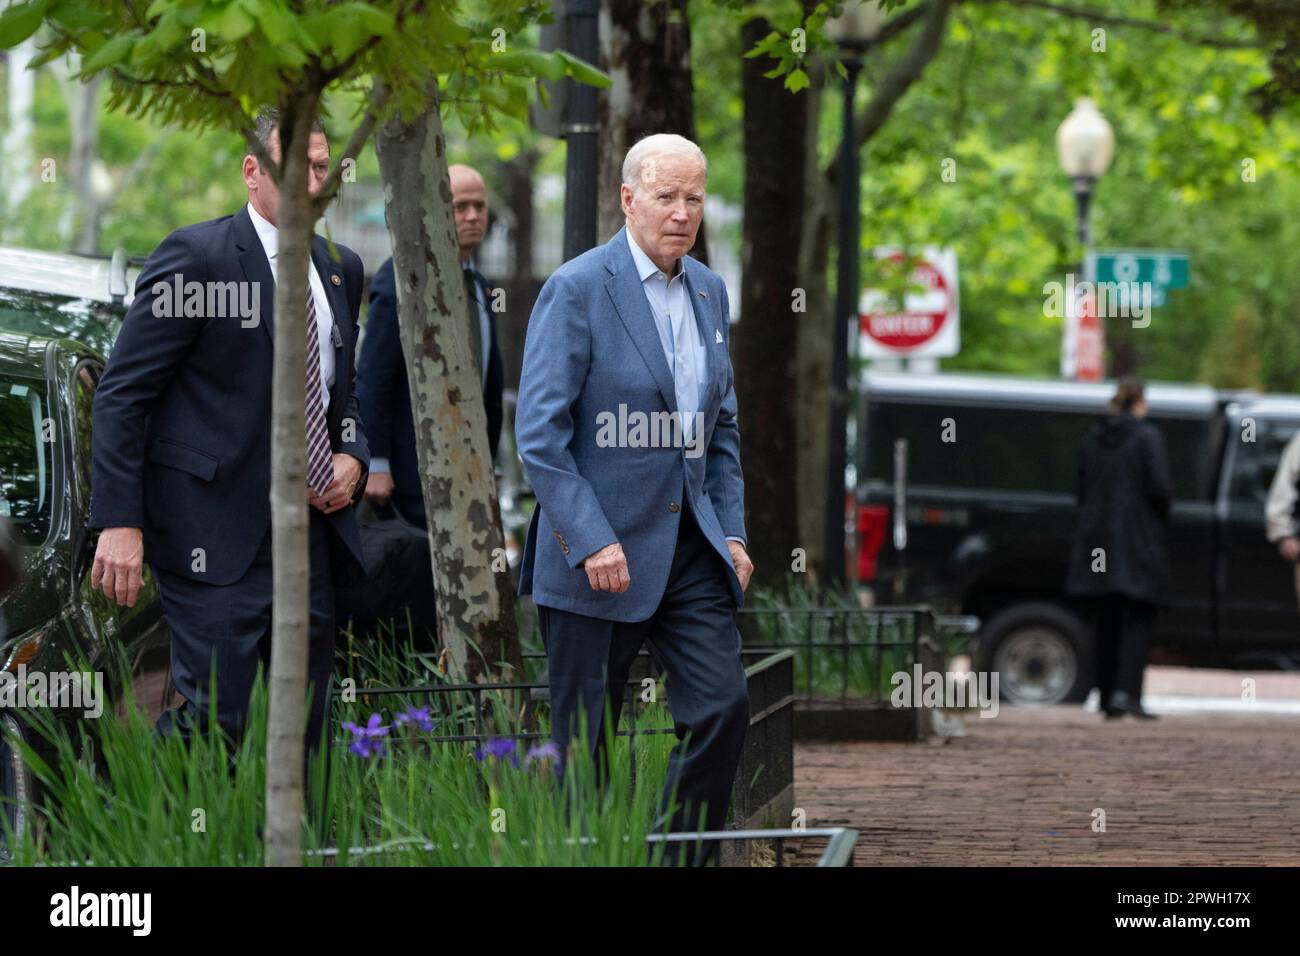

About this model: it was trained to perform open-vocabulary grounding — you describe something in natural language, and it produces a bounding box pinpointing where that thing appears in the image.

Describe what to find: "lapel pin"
[698,289,708,298]
[330,274,341,286]
[715,329,723,344]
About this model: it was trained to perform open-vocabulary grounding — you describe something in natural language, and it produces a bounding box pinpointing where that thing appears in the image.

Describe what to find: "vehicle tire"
[977,601,1093,705]
[0,711,36,858]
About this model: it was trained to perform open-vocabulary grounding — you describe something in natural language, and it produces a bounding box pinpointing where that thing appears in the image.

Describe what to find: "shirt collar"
[626,228,682,283]
[246,201,278,261]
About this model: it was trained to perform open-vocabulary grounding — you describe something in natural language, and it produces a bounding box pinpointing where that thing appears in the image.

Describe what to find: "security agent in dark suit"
[358,163,504,528]
[87,110,369,757]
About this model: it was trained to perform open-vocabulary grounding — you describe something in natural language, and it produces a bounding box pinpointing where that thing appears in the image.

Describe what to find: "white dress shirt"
[247,201,335,410]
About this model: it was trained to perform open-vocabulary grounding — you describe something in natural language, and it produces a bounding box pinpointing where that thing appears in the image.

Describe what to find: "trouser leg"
[1115,597,1155,701]
[155,530,273,746]
[538,604,646,789]
[645,504,748,866]
[1093,595,1120,707]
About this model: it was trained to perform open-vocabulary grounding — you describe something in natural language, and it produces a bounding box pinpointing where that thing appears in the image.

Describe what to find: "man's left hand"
[309,453,364,514]
[727,540,754,592]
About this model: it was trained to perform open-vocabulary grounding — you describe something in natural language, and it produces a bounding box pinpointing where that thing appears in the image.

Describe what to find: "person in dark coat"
[1066,377,1171,720]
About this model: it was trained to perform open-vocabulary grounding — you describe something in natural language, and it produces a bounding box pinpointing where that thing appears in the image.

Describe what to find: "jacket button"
[668,502,680,513]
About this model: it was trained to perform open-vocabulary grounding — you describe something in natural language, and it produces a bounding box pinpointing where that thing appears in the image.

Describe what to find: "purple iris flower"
[394,705,434,734]
[342,712,390,758]
[524,741,561,768]
[473,735,520,767]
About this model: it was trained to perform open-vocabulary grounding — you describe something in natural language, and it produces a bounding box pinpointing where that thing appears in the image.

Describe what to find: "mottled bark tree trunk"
[597,0,707,263]
[375,80,522,685]
[736,14,809,590]
[265,96,321,868]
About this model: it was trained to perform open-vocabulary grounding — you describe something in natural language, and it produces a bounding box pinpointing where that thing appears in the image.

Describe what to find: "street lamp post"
[562,0,600,261]
[823,1,886,588]
[1055,98,1115,379]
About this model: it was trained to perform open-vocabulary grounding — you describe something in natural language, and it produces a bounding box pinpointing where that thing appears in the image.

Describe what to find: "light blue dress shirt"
[625,230,707,440]
[626,230,743,547]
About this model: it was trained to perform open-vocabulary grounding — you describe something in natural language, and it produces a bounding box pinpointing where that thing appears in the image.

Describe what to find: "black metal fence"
[737,605,979,740]
[333,646,796,842]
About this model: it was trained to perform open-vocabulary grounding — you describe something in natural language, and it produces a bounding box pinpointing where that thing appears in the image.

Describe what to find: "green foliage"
[2,648,680,866]
[1,0,607,156]
[830,1,1300,385]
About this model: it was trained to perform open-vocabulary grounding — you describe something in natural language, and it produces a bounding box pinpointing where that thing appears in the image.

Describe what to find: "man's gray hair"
[252,107,325,151]
[621,133,707,196]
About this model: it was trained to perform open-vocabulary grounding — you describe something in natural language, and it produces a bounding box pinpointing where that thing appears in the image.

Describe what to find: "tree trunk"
[597,0,708,264]
[1,40,36,240]
[375,80,523,686]
[265,97,321,867]
[795,81,834,583]
[505,147,536,280]
[793,1,953,583]
[67,75,102,254]
[736,14,809,590]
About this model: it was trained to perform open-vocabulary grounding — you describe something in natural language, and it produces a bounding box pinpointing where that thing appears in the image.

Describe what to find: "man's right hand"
[1279,537,1300,563]
[364,472,395,507]
[91,527,144,607]
[581,542,630,593]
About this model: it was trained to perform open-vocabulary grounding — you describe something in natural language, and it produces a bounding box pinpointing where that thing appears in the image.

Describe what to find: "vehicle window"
[73,362,99,511]
[1237,419,1300,503]
[1150,415,1215,501]
[0,376,53,545]
[863,401,1209,501]
[0,290,121,357]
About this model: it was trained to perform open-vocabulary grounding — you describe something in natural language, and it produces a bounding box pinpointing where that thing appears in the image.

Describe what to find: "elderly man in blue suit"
[516,133,754,862]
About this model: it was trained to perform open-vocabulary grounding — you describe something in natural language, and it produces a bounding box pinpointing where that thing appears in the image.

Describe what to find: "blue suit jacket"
[357,257,503,528]
[516,226,747,622]
[88,206,370,585]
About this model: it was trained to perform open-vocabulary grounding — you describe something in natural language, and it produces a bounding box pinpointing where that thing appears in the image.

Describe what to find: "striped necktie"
[304,289,334,495]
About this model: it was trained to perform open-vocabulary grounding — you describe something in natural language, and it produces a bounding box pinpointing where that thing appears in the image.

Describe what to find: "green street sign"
[1091,249,1190,290]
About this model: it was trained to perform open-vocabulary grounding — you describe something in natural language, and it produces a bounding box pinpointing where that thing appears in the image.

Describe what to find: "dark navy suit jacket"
[88,205,370,585]
[356,256,503,528]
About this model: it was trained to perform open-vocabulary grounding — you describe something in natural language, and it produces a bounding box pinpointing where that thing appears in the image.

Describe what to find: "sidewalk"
[791,697,1300,866]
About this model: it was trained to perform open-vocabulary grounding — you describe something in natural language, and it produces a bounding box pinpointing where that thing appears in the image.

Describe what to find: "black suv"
[856,369,1300,705]
[0,247,171,846]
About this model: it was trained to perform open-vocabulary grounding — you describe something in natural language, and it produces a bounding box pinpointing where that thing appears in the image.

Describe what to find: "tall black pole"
[563,0,600,261]
[1071,174,1097,376]
[1070,175,1094,249]
[824,53,863,588]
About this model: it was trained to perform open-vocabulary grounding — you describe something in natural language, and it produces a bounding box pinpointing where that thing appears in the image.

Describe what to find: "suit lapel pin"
[698,289,708,298]
[715,329,723,344]
[330,274,341,286]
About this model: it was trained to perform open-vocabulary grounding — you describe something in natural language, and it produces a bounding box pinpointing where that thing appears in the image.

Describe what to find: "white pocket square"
[714,329,723,344]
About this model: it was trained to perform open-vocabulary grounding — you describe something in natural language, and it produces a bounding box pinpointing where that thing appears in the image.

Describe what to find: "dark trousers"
[537,501,749,866]
[1093,594,1155,704]
[154,510,338,764]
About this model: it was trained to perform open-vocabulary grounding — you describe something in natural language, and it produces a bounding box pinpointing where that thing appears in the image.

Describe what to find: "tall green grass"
[1,641,682,866]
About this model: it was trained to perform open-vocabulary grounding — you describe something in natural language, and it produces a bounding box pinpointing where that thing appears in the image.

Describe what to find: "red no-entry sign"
[859,248,960,359]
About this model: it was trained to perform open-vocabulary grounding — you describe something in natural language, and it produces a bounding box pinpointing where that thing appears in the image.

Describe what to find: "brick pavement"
[791,706,1300,866]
